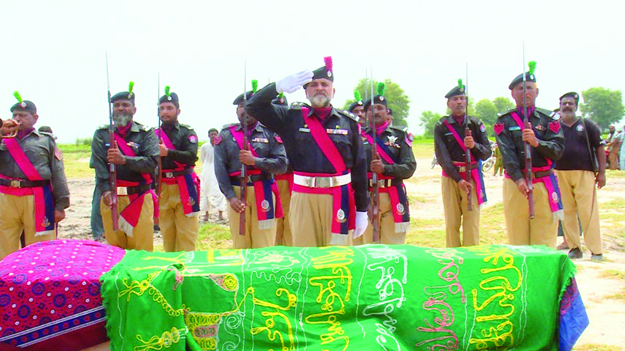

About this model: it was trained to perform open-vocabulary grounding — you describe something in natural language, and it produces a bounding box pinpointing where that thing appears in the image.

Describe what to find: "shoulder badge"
[275,135,283,144]
[494,122,505,135]
[405,132,414,147]
[480,124,486,133]
[54,147,63,161]
[188,135,198,144]
[549,120,561,134]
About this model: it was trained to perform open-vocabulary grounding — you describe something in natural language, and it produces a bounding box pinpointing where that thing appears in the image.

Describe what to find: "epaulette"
[38,131,54,139]
[221,123,238,130]
[390,125,409,134]
[289,101,307,110]
[535,107,555,118]
[180,123,194,130]
[98,124,109,130]
[337,109,358,122]
[497,108,516,120]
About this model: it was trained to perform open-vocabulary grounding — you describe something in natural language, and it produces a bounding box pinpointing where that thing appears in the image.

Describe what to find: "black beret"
[10,100,37,114]
[303,56,334,89]
[363,95,388,110]
[272,94,288,106]
[445,84,466,99]
[559,92,579,105]
[159,92,179,108]
[233,91,254,105]
[111,91,136,104]
[348,100,364,112]
[508,72,537,90]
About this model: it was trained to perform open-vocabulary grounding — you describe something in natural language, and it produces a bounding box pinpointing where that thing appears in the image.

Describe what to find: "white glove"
[275,70,314,94]
[353,211,369,239]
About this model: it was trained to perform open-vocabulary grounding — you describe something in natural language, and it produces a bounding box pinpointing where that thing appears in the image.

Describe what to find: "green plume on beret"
[251,79,258,94]
[278,92,284,99]
[13,91,23,103]
[528,61,536,75]
[354,90,361,101]
[128,81,135,95]
[457,79,463,88]
[164,86,171,97]
[376,82,386,96]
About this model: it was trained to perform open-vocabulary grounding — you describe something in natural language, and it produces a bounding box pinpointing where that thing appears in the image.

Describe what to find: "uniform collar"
[236,122,261,132]
[162,121,180,132]
[445,114,470,125]
[304,105,340,120]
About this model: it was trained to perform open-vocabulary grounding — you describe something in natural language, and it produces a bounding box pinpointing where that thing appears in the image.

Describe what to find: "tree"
[492,97,514,114]
[475,99,498,136]
[580,87,625,130]
[419,111,442,137]
[343,78,411,127]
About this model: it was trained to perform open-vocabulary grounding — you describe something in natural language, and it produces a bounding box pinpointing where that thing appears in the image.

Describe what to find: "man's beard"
[310,93,330,108]
[113,114,132,128]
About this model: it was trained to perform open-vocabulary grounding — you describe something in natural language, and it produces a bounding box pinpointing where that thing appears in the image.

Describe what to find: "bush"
[75,137,93,146]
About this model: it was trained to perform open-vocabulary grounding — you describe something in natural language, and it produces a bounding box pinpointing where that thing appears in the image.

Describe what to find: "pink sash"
[442,121,486,206]
[1,139,55,236]
[113,133,158,236]
[154,129,201,216]
[299,108,355,243]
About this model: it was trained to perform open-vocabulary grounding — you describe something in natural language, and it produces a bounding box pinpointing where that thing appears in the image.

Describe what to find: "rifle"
[370,69,380,243]
[464,66,473,211]
[156,75,162,225]
[522,45,535,219]
[105,52,119,231]
[239,62,248,236]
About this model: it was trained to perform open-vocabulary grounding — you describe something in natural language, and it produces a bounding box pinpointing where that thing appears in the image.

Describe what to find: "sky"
[1,0,624,142]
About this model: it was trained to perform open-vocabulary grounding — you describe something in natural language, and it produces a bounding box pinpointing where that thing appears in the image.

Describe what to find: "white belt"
[293,173,351,188]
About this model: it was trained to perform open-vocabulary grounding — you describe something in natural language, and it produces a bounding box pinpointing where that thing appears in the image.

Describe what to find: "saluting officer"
[358,83,416,245]
[434,80,491,247]
[246,56,369,246]
[214,83,287,249]
[0,92,70,259]
[90,83,159,251]
[494,62,564,248]
[155,87,200,252]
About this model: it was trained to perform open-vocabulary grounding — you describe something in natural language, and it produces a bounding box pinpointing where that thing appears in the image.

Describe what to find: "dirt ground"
[60,156,625,350]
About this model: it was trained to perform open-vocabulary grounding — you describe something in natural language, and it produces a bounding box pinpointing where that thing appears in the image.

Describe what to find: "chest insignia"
[576,124,584,132]
[326,129,348,135]
[549,121,561,133]
[387,135,398,145]
[127,141,139,148]
[251,137,269,143]
[535,124,545,131]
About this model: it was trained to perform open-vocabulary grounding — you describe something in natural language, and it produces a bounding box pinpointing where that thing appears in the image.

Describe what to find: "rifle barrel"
[105,52,119,231]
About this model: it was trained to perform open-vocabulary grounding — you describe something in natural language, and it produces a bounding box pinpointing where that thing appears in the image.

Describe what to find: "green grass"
[599,269,625,280]
[606,170,625,179]
[605,289,625,302]
[411,141,434,158]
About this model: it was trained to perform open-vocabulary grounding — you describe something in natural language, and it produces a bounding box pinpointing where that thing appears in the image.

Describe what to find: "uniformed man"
[271,93,294,246]
[555,92,606,260]
[0,92,70,259]
[494,62,565,248]
[246,56,369,246]
[90,83,159,251]
[214,84,287,249]
[155,87,200,252]
[348,90,365,126]
[434,80,491,247]
[355,83,416,245]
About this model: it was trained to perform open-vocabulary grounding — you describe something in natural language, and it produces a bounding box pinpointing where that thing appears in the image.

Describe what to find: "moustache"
[563,107,573,112]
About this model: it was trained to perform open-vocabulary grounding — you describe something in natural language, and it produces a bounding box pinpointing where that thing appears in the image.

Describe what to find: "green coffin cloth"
[100,244,577,351]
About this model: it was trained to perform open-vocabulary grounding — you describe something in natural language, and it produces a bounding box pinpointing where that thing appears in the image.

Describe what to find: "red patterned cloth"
[0,240,125,350]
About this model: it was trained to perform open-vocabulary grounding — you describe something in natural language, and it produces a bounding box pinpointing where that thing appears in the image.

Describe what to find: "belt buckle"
[458,166,466,173]
[165,172,174,178]
[304,177,314,187]
[117,187,128,196]
[10,180,21,188]
[317,177,331,188]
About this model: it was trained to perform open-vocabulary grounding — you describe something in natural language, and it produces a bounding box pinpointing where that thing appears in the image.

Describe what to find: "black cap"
[10,91,37,114]
[233,91,254,105]
[272,93,288,106]
[111,82,136,104]
[509,61,537,90]
[364,82,388,110]
[348,90,364,112]
[445,79,466,99]
[159,87,179,108]
[559,92,579,105]
[303,56,334,89]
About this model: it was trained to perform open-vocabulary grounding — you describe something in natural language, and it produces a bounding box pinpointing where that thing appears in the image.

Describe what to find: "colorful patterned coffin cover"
[101,244,588,351]
[0,240,125,350]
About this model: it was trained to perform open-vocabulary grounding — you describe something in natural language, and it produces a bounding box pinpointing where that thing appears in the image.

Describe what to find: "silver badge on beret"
[167,96,172,101]
[380,97,385,101]
[20,102,27,108]
[327,71,332,78]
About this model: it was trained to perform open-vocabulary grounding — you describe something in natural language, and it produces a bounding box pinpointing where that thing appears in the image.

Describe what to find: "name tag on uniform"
[534,124,545,131]
[299,128,310,133]
[509,126,521,131]
[326,129,348,135]
[251,137,269,143]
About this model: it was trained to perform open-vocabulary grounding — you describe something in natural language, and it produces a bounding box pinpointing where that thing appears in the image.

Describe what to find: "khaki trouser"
[503,177,558,248]
[608,146,620,170]
[289,191,353,247]
[159,182,199,252]
[227,186,276,249]
[275,179,292,246]
[101,192,154,251]
[494,158,504,176]
[0,193,56,259]
[355,192,406,245]
[556,170,603,254]
[441,176,480,247]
